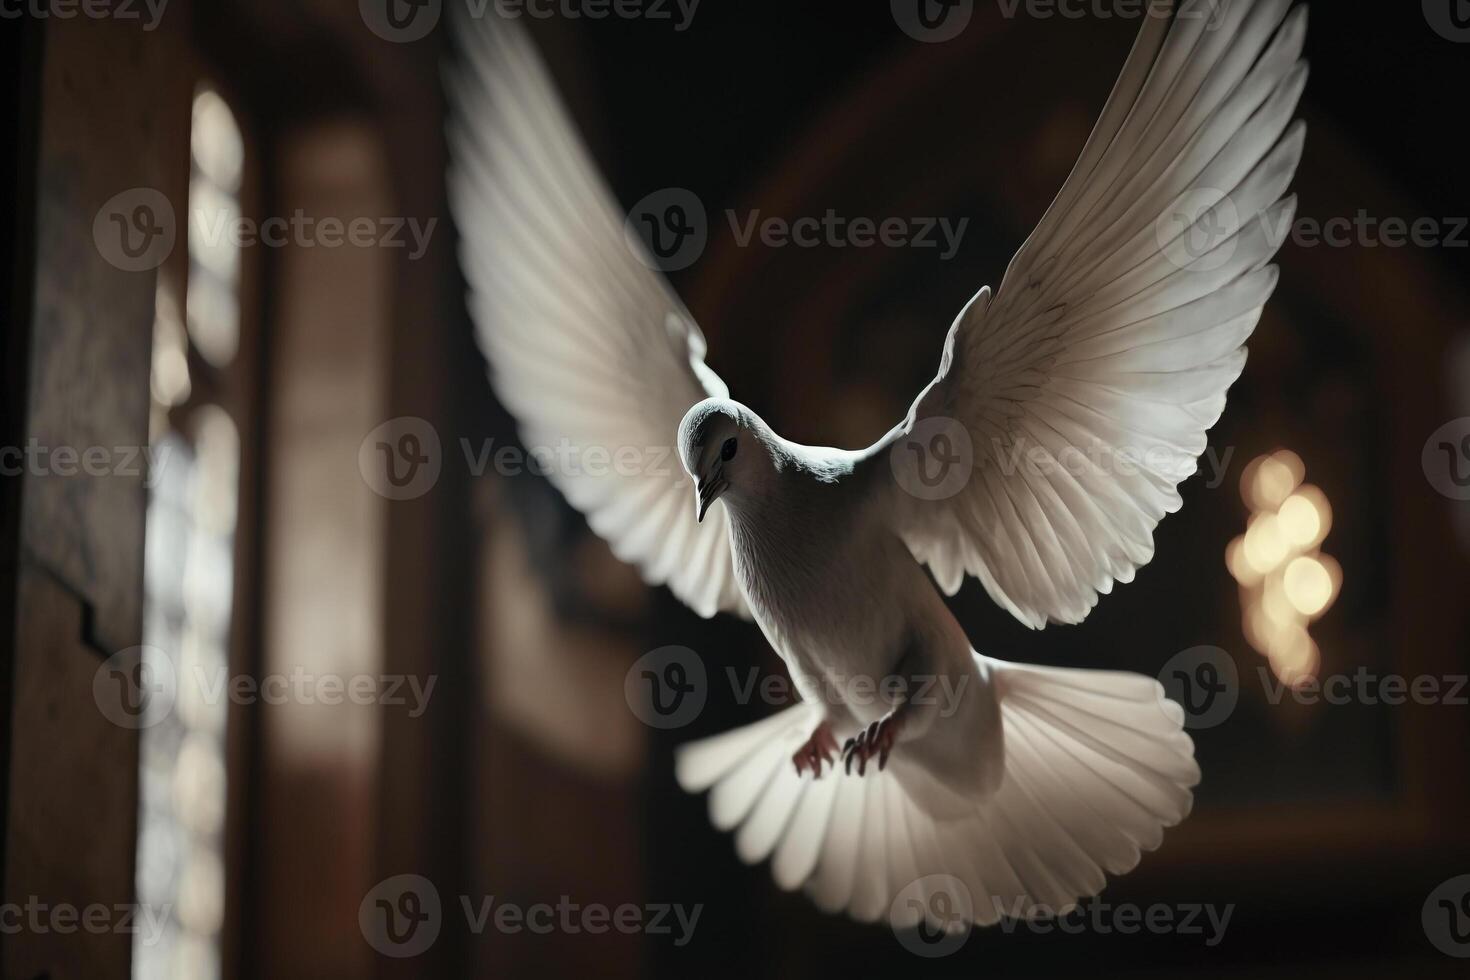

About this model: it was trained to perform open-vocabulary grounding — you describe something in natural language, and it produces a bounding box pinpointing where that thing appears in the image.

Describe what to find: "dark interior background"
[3,2,1468,979]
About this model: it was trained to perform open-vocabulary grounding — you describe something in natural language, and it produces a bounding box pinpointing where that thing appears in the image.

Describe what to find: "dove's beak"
[695,469,729,523]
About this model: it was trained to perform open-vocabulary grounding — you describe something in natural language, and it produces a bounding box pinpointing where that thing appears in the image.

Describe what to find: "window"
[135,84,245,980]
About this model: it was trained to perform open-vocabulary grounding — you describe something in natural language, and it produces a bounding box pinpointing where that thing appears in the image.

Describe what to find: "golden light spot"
[1226,535,1258,585]
[1227,451,1339,687]
[1284,555,1336,617]
[1271,449,1306,487]
[1244,513,1288,573]
[1247,453,1300,510]
[1243,604,1274,652]
[1269,631,1320,688]
[1277,494,1319,548]
[1261,574,1301,628]
[1279,484,1332,550]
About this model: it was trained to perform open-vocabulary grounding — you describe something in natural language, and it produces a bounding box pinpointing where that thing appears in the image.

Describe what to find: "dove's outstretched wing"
[446,11,748,618]
[888,0,1307,629]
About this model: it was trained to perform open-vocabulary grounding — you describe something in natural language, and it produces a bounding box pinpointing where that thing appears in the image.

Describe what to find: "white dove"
[447,0,1307,928]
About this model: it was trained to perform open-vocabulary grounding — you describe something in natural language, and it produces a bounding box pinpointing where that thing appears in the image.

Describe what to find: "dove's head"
[677,398,774,523]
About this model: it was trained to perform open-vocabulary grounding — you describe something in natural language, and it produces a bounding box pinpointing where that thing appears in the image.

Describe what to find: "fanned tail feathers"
[674,657,1198,927]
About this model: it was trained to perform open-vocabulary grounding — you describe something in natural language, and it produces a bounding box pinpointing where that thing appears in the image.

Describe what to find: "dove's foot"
[792,721,840,778]
[843,712,905,776]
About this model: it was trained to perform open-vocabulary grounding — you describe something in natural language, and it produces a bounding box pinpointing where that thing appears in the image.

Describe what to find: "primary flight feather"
[447,0,1306,928]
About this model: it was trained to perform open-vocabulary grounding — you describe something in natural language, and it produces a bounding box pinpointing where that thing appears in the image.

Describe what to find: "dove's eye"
[720,437,738,462]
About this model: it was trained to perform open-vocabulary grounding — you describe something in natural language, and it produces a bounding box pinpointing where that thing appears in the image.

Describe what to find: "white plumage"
[447,0,1306,929]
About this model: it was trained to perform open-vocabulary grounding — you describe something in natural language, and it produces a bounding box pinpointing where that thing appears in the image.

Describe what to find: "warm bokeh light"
[1284,555,1335,617]
[1272,448,1306,485]
[1278,493,1317,547]
[1242,448,1305,512]
[1225,535,1259,586]
[1243,512,1288,573]
[1243,603,1273,653]
[1229,451,1340,686]
[1269,631,1321,689]
[1261,574,1298,627]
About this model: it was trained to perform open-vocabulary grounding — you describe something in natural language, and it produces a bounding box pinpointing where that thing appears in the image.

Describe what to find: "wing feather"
[446,7,749,618]
[886,0,1307,628]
